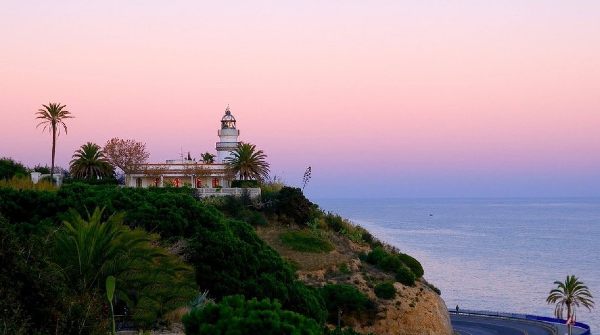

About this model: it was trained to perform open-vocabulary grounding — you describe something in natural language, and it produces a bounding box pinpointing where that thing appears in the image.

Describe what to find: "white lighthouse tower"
[216,106,240,163]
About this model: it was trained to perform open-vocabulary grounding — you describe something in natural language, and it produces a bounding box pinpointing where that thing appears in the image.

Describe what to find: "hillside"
[0,182,451,335]
[257,223,452,335]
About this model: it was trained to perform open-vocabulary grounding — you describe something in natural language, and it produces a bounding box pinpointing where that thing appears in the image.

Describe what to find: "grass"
[279,230,334,253]
[0,176,56,191]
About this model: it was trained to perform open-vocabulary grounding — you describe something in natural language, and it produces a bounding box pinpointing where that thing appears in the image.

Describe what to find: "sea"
[316,198,600,332]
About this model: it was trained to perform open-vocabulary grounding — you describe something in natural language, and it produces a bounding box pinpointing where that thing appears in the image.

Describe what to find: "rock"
[354,281,452,335]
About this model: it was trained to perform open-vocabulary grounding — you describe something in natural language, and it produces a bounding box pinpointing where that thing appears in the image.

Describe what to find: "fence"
[449,309,591,335]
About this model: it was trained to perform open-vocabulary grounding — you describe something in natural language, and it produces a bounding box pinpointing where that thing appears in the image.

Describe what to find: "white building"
[125,107,259,197]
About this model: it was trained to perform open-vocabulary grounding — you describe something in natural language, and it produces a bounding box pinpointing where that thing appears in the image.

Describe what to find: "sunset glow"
[2,1,599,197]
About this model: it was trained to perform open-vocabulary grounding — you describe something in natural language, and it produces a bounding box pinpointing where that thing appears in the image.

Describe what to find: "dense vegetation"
[183,295,321,335]
[0,157,28,180]
[0,184,328,333]
[365,246,424,287]
[0,179,426,334]
[320,284,374,325]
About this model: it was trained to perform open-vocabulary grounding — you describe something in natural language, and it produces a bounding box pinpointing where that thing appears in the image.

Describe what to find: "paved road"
[451,314,560,335]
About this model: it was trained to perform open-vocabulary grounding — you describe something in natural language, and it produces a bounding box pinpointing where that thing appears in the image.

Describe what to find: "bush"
[0,214,67,334]
[324,213,345,232]
[0,157,28,180]
[231,180,260,188]
[183,295,322,335]
[248,211,267,225]
[379,254,403,273]
[397,253,424,278]
[267,186,316,225]
[320,284,372,322]
[365,246,387,265]
[365,247,421,286]
[63,177,118,185]
[374,282,396,299]
[395,265,416,286]
[280,230,334,253]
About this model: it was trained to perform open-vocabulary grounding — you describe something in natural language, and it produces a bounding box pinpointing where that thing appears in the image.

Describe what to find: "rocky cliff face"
[257,225,453,335]
[356,279,452,335]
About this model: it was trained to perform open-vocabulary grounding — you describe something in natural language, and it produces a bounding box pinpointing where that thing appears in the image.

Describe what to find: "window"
[212,178,220,188]
[136,178,142,188]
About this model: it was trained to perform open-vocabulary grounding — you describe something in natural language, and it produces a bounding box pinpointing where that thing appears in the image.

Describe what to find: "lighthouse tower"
[216,106,240,163]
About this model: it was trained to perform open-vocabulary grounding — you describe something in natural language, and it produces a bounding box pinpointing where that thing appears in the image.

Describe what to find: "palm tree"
[224,142,270,181]
[201,152,216,164]
[35,102,73,180]
[53,208,150,292]
[52,208,196,332]
[546,275,594,324]
[69,142,114,179]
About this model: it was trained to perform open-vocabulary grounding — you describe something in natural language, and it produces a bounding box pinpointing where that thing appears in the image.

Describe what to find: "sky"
[1,1,599,198]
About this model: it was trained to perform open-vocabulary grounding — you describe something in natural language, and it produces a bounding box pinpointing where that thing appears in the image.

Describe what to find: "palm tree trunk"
[567,303,573,335]
[51,123,56,184]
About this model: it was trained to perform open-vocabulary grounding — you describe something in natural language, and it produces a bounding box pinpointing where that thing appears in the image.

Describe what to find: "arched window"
[196,178,203,188]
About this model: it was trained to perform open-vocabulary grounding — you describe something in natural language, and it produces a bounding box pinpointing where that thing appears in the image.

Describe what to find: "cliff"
[257,224,453,335]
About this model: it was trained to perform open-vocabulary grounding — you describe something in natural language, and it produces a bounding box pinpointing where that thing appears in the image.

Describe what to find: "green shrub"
[0,157,28,180]
[365,246,387,265]
[397,253,424,278]
[183,295,321,335]
[379,254,403,273]
[320,284,372,322]
[280,230,334,253]
[395,265,416,286]
[324,213,345,232]
[248,211,267,225]
[374,282,396,299]
[231,180,260,188]
[63,177,118,185]
[267,186,316,225]
[365,247,422,286]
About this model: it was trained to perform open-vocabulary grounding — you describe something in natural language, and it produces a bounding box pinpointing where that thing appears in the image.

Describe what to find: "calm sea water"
[316,198,600,331]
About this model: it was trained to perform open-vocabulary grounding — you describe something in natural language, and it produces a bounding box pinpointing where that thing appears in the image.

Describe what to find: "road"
[451,313,566,335]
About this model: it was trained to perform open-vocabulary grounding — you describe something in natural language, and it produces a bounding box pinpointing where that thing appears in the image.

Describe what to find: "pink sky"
[1,1,599,197]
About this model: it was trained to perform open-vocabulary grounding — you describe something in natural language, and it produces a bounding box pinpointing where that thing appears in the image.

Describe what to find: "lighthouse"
[216,106,240,163]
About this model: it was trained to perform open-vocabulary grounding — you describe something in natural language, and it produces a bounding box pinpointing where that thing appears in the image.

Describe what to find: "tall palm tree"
[546,275,594,323]
[201,152,216,164]
[35,102,73,180]
[224,142,270,181]
[69,142,114,179]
